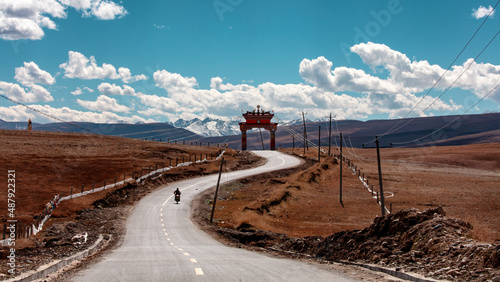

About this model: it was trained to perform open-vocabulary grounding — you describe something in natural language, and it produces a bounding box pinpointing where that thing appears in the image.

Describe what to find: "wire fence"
[333,152,392,215]
[0,145,228,244]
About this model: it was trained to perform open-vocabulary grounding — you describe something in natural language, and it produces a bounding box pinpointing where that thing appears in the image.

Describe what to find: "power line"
[380,27,500,140]
[115,126,184,137]
[376,0,499,138]
[346,136,368,165]
[0,94,96,134]
[0,94,203,143]
[393,81,500,145]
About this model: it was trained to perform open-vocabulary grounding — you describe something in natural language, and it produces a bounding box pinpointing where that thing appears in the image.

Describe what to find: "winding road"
[70,151,358,281]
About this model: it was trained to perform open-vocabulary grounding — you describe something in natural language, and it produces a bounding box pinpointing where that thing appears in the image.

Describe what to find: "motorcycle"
[175,193,180,204]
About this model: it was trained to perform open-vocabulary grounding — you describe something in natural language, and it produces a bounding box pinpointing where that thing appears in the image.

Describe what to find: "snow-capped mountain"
[280,119,303,126]
[171,118,242,137]
[279,118,320,126]
[172,116,317,137]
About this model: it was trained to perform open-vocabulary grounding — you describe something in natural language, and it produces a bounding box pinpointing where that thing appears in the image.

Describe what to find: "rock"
[484,245,500,268]
[446,268,461,277]
[216,207,500,281]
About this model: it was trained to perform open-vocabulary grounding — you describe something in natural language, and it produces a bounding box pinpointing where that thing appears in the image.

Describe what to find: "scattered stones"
[213,207,500,281]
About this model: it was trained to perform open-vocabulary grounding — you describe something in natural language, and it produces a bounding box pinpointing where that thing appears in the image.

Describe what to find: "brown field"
[1,129,498,243]
[0,129,242,226]
[212,143,500,242]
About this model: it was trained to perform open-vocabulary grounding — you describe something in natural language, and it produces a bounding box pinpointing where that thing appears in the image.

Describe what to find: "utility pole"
[339,132,343,206]
[210,158,225,223]
[318,125,321,162]
[292,135,295,150]
[375,136,386,216]
[328,113,332,157]
[302,111,308,151]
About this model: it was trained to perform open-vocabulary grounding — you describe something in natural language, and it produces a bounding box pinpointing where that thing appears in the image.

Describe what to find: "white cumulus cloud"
[71,86,94,95]
[87,0,127,20]
[0,0,127,41]
[154,70,198,92]
[299,42,500,104]
[14,61,55,86]
[71,87,83,95]
[472,5,495,19]
[97,82,136,95]
[138,42,500,122]
[77,95,130,113]
[59,0,128,19]
[0,81,53,103]
[0,104,153,123]
[0,0,65,40]
[60,51,147,83]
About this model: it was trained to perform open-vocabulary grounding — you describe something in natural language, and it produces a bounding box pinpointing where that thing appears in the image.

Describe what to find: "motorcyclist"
[174,188,181,196]
[174,188,181,203]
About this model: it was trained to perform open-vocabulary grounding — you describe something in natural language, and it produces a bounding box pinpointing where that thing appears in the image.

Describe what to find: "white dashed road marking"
[160,184,210,278]
[194,268,204,276]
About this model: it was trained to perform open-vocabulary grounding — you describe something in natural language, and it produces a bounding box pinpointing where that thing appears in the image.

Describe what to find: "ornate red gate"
[239,106,278,150]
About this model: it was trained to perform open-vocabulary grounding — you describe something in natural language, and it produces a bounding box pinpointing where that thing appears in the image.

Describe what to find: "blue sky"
[0,0,499,124]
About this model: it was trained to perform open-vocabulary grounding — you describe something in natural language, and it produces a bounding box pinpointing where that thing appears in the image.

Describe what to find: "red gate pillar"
[270,129,276,150]
[241,130,247,150]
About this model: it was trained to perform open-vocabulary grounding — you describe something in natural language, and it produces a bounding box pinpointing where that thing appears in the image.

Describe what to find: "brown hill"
[203,112,500,150]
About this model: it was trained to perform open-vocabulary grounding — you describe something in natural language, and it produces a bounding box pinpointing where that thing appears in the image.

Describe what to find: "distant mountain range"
[200,113,500,150]
[170,117,242,137]
[0,120,203,142]
[1,113,499,149]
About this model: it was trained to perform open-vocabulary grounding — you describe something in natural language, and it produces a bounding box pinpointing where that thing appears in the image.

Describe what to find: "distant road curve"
[70,151,358,282]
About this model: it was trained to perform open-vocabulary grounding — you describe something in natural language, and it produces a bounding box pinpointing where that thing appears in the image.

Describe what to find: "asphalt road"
[70,151,358,282]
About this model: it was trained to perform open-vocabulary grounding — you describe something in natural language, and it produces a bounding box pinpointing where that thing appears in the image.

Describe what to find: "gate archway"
[239,106,278,150]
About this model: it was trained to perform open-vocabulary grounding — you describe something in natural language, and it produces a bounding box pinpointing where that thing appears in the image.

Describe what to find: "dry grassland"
[213,143,500,242]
